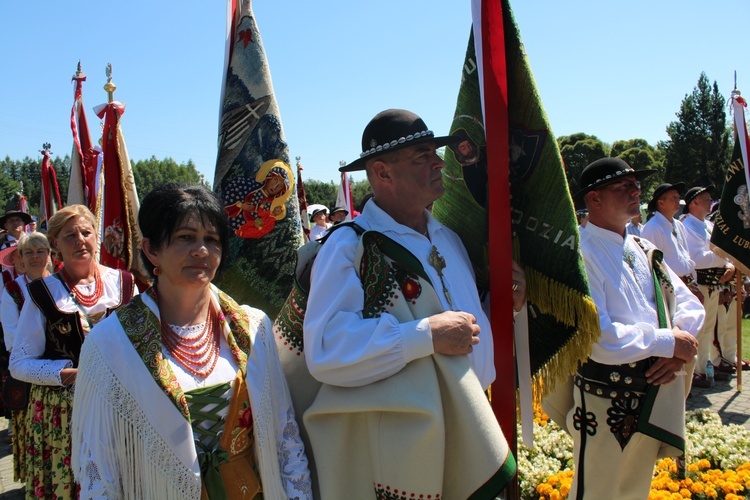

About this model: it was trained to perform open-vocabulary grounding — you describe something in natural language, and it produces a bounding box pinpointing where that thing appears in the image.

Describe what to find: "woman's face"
[22,246,50,274]
[149,212,222,289]
[54,216,97,266]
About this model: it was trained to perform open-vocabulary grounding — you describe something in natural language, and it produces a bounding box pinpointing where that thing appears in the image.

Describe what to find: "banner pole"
[737,271,743,391]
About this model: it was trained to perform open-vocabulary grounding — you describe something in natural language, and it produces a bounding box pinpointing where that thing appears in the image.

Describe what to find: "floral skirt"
[24,384,76,500]
[12,408,27,483]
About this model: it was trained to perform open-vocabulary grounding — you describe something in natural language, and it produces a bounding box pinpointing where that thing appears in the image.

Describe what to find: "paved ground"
[0,373,746,498]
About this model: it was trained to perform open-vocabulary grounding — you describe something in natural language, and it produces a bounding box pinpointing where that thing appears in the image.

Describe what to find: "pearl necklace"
[61,266,103,307]
[161,305,221,378]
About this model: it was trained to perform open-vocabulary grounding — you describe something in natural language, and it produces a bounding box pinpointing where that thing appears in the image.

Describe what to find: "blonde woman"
[10,205,136,499]
[1,233,53,483]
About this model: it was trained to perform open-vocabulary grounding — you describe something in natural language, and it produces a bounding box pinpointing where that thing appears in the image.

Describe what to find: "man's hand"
[672,327,698,363]
[512,260,527,313]
[645,357,684,385]
[719,263,736,283]
[429,311,480,355]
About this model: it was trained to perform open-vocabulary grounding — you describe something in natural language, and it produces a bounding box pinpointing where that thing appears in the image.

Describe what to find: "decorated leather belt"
[696,267,724,287]
[679,275,695,286]
[575,358,652,399]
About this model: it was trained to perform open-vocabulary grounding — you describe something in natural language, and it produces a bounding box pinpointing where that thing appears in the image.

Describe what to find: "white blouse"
[1,274,30,350]
[9,267,135,386]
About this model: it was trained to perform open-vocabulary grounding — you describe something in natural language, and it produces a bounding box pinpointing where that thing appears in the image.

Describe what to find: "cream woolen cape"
[304,231,515,499]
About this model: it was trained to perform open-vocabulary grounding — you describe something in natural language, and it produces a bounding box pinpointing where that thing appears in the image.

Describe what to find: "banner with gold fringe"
[93,65,148,285]
[433,1,600,409]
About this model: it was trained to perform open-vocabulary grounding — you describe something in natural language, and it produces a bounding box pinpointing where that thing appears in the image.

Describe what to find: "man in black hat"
[0,211,32,250]
[569,158,703,499]
[682,185,737,387]
[309,206,330,241]
[302,109,520,498]
[641,182,697,290]
[328,206,348,225]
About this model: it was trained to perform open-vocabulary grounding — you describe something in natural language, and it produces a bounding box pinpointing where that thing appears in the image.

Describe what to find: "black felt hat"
[340,109,460,172]
[574,157,656,200]
[647,182,685,213]
[0,210,32,227]
[684,185,715,207]
[310,207,328,221]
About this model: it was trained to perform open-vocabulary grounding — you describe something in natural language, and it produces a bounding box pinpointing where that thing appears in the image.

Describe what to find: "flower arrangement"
[518,406,750,499]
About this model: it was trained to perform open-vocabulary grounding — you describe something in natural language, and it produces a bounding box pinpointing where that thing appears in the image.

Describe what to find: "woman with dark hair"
[71,183,311,499]
[9,205,137,499]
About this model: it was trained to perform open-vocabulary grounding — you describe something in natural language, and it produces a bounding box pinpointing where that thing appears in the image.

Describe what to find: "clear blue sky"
[1,1,747,185]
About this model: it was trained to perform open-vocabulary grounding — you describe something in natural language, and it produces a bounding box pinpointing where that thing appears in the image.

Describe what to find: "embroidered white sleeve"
[244,307,312,499]
[278,406,314,498]
[9,299,72,385]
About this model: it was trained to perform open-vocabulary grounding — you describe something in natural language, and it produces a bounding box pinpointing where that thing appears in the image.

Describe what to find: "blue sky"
[1,1,747,184]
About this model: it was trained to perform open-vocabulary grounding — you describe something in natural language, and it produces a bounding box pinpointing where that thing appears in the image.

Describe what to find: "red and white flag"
[39,149,62,231]
[335,172,354,221]
[94,93,147,284]
[68,64,100,212]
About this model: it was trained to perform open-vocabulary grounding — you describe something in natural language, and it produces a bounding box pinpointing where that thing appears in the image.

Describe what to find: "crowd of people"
[0,108,745,500]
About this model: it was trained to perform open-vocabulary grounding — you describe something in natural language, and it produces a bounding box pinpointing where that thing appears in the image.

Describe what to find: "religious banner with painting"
[213,0,303,315]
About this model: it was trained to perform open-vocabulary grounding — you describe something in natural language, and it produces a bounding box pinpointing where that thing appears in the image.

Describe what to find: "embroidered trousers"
[567,384,660,500]
[696,284,720,374]
[713,296,738,364]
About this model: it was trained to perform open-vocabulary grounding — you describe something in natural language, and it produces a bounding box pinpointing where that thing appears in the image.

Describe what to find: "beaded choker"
[161,305,221,378]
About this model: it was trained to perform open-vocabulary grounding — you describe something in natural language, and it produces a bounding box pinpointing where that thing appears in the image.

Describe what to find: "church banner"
[214,0,303,315]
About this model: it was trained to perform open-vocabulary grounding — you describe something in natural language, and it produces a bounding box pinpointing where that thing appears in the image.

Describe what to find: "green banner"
[433,6,600,395]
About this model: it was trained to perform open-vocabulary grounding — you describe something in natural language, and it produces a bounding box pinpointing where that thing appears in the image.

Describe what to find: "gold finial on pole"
[296,156,302,168]
[104,63,116,103]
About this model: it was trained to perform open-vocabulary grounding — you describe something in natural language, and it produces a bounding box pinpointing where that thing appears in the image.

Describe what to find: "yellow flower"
[689,482,705,494]
[704,486,717,498]
[679,488,691,498]
[687,464,699,472]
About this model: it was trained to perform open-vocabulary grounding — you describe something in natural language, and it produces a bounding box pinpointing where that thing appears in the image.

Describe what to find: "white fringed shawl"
[70,286,300,499]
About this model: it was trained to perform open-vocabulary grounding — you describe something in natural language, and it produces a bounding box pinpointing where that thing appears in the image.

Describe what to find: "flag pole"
[738,270,743,391]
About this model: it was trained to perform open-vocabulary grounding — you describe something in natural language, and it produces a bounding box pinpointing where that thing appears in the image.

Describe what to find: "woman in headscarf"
[10,205,136,499]
[0,232,54,483]
[71,184,311,499]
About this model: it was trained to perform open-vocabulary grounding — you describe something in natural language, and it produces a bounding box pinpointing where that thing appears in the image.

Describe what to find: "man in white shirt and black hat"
[682,185,737,386]
[570,157,704,499]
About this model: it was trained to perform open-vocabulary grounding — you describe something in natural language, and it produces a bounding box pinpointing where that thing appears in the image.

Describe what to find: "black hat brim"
[0,211,33,227]
[647,182,685,212]
[684,185,715,207]
[340,135,460,172]
[573,168,656,200]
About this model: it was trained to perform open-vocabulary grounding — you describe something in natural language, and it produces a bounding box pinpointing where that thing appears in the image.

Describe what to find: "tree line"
[0,71,734,214]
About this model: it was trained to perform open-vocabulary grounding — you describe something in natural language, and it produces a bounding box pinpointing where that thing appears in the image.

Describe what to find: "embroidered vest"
[28,270,135,367]
[4,278,24,312]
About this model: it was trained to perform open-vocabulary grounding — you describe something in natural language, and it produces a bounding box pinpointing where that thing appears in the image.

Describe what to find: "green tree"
[132,156,204,202]
[557,133,608,197]
[662,72,730,188]
[610,139,665,199]
[304,179,338,209]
